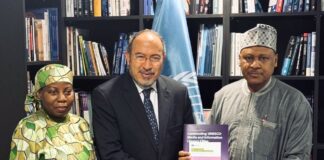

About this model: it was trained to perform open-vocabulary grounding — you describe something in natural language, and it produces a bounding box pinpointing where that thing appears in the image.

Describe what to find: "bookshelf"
[317,9,324,159]
[0,0,26,159]
[3,0,322,159]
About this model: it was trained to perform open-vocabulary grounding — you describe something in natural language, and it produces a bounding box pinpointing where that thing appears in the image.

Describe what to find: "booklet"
[183,124,229,160]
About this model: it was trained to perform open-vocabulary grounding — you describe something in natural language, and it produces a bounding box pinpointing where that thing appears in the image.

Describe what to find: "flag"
[152,0,205,124]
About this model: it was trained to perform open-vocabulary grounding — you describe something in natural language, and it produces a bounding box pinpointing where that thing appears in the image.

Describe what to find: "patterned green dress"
[9,109,96,160]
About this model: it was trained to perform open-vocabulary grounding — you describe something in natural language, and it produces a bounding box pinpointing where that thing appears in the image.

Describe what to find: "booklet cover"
[183,124,229,160]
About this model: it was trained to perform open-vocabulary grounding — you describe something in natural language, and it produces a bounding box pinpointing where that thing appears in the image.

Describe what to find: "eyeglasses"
[134,54,162,63]
[241,55,273,64]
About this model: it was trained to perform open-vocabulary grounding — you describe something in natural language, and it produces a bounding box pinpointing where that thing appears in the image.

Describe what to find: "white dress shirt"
[134,81,159,127]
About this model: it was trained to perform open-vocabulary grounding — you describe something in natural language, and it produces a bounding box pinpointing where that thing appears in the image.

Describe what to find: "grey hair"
[127,29,166,54]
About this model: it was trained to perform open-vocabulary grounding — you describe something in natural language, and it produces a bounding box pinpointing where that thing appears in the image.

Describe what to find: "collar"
[133,80,157,94]
[242,77,276,96]
[39,108,70,123]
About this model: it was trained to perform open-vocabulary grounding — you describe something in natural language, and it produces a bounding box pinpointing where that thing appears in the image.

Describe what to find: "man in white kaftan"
[208,24,312,160]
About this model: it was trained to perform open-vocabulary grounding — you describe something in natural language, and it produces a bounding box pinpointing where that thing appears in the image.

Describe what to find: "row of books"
[65,0,131,17]
[199,0,223,14]
[67,29,316,78]
[66,27,110,76]
[268,0,317,13]
[229,32,243,76]
[231,0,317,14]
[71,91,94,137]
[196,24,223,76]
[66,27,137,76]
[65,0,323,17]
[186,0,223,15]
[143,0,155,15]
[131,0,224,16]
[111,32,134,75]
[231,0,263,13]
[25,8,59,62]
[281,32,316,76]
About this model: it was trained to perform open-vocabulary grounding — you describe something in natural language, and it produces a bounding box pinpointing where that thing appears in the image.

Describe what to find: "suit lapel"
[156,77,172,156]
[121,73,159,151]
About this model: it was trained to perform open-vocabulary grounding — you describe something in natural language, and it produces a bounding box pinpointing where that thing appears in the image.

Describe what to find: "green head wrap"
[25,64,73,114]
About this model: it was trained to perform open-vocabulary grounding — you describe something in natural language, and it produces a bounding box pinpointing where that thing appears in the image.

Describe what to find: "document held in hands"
[183,124,229,160]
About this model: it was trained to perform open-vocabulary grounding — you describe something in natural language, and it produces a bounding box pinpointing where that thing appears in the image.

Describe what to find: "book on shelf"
[119,36,129,75]
[294,36,304,75]
[238,0,244,13]
[255,1,263,13]
[297,0,304,12]
[232,0,240,13]
[98,44,111,75]
[267,0,277,13]
[301,33,308,76]
[66,0,131,17]
[92,42,106,76]
[287,36,301,75]
[113,33,126,75]
[310,0,316,11]
[229,32,242,76]
[78,35,90,75]
[213,24,223,76]
[237,0,263,13]
[196,24,223,76]
[65,0,73,17]
[304,0,310,11]
[276,0,284,12]
[283,0,292,12]
[310,32,316,76]
[48,8,59,61]
[66,27,74,72]
[74,91,94,137]
[75,29,83,75]
[243,0,248,13]
[120,0,131,16]
[72,92,81,116]
[229,33,235,76]
[87,41,99,75]
[306,33,312,76]
[94,0,102,17]
[184,0,191,15]
[281,35,296,76]
[101,0,108,16]
[196,24,204,75]
[34,19,45,61]
[198,0,209,14]
[183,124,229,160]
[292,0,299,12]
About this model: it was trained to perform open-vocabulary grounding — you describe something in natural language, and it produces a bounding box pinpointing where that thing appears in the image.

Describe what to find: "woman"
[9,64,96,160]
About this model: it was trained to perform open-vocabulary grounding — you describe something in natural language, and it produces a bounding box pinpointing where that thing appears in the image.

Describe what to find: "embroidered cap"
[239,24,277,52]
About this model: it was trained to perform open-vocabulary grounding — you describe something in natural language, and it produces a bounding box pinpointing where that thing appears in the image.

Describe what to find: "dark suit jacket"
[92,72,194,160]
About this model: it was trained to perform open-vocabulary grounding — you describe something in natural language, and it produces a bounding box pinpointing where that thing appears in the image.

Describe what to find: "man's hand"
[178,150,191,160]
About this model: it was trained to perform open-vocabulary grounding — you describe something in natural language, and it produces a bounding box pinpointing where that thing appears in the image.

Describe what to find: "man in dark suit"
[92,29,194,160]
